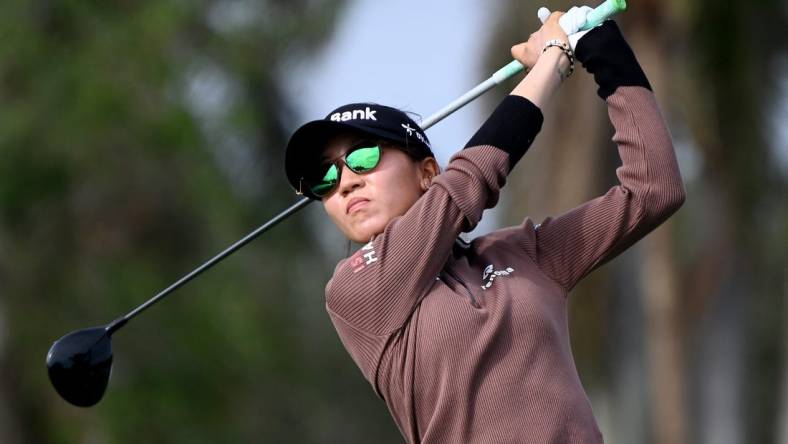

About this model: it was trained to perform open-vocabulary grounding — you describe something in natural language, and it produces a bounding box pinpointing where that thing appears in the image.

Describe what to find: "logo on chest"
[481,264,514,290]
[348,241,378,273]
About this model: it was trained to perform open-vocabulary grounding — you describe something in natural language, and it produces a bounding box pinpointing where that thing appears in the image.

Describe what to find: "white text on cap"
[330,107,378,122]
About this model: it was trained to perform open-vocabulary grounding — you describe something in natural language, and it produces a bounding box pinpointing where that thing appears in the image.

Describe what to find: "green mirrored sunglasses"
[301,141,382,198]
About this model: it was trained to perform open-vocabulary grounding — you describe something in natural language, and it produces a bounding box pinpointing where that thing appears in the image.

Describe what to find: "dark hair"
[379,139,433,162]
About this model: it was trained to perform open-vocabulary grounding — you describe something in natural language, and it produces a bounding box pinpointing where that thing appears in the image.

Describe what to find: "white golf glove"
[538,6,594,51]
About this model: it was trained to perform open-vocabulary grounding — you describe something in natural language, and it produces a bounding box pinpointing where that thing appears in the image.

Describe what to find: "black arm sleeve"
[575,20,652,100]
[464,95,543,170]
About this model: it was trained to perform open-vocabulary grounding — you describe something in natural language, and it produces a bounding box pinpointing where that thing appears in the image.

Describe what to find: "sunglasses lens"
[346,146,380,173]
[309,164,339,197]
[307,144,381,198]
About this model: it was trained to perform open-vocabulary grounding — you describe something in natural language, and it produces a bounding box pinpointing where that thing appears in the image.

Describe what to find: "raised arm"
[510,20,686,292]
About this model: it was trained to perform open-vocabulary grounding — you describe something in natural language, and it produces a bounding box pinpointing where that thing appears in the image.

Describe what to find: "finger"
[547,11,565,26]
[510,43,524,59]
[537,7,551,24]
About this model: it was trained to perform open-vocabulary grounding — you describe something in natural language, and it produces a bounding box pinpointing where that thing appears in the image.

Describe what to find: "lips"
[346,197,370,215]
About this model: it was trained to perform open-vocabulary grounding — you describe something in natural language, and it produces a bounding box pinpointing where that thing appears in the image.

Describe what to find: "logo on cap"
[330,107,378,122]
[402,123,429,146]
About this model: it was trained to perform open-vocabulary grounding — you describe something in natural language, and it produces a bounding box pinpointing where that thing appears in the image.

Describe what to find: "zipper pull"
[443,268,480,308]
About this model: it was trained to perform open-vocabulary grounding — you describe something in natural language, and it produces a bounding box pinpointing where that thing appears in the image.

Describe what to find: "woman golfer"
[284,10,684,444]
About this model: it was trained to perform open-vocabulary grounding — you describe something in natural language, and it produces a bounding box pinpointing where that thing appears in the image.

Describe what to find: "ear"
[418,157,441,192]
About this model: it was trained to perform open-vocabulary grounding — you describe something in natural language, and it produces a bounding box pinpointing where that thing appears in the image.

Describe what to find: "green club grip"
[492,60,527,83]
[582,0,627,30]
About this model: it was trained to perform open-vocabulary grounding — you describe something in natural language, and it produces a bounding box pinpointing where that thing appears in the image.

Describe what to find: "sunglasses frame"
[298,140,384,198]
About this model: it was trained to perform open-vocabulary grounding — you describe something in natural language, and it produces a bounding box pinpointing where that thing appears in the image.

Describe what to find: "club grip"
[581,0,627,31]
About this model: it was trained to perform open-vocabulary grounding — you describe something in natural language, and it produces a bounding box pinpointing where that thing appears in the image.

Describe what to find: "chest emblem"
[348,241,378,273]
[481,264,514,290]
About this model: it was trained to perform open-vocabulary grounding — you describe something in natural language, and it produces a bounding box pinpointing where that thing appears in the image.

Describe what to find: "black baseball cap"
[285,103,433,199]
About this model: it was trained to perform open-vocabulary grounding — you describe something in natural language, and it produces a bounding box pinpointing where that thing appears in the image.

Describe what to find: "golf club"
[46,0,627,408]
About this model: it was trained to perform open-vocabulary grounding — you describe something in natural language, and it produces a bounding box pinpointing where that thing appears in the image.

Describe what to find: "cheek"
[320,157,425,242]
[373,168,423,213]
[323,198,346,230]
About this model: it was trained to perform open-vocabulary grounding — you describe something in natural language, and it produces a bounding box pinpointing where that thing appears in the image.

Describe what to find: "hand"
[538,5,594,50]
[510,11,569,69]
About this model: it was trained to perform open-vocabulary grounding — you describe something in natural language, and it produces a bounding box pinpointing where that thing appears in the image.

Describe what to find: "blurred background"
[1,0,786,443]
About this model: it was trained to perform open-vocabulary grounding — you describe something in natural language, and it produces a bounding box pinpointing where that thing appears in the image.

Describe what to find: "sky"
[286,0,501,166]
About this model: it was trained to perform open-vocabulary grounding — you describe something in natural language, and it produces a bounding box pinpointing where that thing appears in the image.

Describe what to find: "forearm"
[606,87,685,219]
[459,47,567,170]
[511,47,570,109]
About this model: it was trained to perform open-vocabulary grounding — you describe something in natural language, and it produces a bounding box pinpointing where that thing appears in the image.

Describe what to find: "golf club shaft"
[106,80,473,333]
[108,198,311,333]
[108,0,628,334]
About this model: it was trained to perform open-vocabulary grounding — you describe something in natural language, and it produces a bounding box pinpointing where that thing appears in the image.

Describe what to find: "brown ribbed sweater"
[322,77,687,442]
[325,85,685,443]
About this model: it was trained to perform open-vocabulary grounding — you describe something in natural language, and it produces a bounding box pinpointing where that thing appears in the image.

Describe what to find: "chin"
[348,218,387,243]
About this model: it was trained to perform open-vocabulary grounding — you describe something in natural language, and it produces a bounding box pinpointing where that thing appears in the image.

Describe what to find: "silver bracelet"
[542,39,574,80]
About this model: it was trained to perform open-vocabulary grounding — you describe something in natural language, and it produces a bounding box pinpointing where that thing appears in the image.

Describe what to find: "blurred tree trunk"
[626,4,688,443]
[682,1,787,443]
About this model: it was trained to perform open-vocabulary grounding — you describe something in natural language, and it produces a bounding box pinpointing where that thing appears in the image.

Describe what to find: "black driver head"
[46,326,113,407]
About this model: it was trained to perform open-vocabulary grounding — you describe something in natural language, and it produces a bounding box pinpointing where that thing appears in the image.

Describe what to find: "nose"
[337,163,364,196]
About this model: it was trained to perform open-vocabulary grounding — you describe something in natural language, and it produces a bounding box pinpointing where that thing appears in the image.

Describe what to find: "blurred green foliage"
[0,1,402,442]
